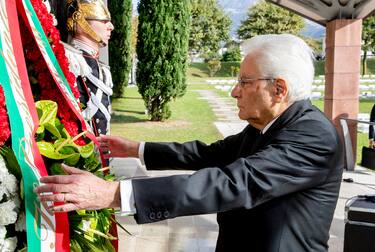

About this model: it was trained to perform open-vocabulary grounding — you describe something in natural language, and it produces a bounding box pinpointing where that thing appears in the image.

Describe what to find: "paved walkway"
[115,90,375,252]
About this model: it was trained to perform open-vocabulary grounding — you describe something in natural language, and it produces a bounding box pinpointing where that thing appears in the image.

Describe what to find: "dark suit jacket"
[369,104,375,140]
[132,100,344,252]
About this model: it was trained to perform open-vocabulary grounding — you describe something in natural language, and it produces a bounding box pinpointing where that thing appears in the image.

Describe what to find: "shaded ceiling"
[267,0,375,26]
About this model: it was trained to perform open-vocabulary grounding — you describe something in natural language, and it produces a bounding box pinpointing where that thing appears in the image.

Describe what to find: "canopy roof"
[267,0,375,26]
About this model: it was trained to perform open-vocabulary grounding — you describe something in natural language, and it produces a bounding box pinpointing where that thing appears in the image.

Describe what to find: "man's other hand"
[97,135,140,159]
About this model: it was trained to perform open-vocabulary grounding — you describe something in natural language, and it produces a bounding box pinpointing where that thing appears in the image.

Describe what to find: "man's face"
[231,55,276,128]
[87,20,114,46]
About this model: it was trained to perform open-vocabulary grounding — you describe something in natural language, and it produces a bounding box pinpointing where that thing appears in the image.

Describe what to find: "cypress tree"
[108,0,132,98]
[137,0,190,121]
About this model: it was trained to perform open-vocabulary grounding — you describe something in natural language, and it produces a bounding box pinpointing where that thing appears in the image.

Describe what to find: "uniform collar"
[71,39,99,59]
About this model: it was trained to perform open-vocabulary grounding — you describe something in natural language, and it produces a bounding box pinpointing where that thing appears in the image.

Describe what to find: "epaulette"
[62,41,92,77]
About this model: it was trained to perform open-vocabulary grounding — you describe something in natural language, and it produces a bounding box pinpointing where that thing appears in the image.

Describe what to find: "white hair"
[241,34,315,102]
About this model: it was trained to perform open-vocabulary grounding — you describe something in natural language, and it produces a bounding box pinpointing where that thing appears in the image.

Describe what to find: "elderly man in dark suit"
[36,34,344,252]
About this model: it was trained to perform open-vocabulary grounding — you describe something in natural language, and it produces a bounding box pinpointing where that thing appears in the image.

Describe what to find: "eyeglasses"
[236,77,275,88]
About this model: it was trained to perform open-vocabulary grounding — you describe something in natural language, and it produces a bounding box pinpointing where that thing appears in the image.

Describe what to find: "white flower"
[0,156,19,200]
[0,201,17,225]
[2,236,17,252]
[0,185,5,202]
[42,0,51,13]
[51,14,58,26]
[0,156,7,173]
[4,173,18,197]
[42,0,58,26]
[0,225,6,248]
[15,212,25,232]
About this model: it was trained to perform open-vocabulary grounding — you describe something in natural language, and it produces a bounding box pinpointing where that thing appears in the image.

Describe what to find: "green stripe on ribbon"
[0,32,41,251]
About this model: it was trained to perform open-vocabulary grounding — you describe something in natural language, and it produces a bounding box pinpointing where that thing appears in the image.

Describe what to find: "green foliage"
[362,15,375,75]
[137,0,190,121]
[188,62,241,78]
[202,51,221,62]
[207,60,221,77]
[108,0,132,98]
[230,66,240,77]
[237,0,304,39]
[0,146,22,180]
[300,36,323,56]
[314,60,325,76]
[189,0,231,57]
[187,60,329,78]
[221,46,241,62]
[35,100,116,251]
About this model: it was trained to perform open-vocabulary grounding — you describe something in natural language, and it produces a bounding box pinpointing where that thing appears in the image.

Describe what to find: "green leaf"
[36,125,45,134]
[45,124,62,139]
[70,239,83,252]
[64,153,81,166]
[35,100,61,138]
[76,141,95,158]
[37,141,75,160]
[35,131,45,142]
[61,127,72,139]
[49,163,68,175]
[0,146,23,180]
[83,153,101,172]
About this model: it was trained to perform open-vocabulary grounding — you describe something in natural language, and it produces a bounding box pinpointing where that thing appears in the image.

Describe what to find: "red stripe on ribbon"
[11,0,70,251]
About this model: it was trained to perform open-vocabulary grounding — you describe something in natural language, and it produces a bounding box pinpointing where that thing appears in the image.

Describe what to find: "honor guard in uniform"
[64,0,114,136]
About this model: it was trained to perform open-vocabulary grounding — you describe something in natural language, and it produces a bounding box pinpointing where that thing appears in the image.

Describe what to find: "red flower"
[30,0,80,103]
[19,0,88,146]
[0,86,11,146]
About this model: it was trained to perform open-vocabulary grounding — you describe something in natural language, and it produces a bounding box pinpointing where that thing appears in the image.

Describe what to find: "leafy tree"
[237,1,304,39]
[108,0,132,97]
[130,16,139,57]
[222,46,242,62]
[137,0,190,121]
[230,66,240,77]
[207,60,221,77]
[362,15,375,75]
[302,36,323,55]
[189,0,231,59]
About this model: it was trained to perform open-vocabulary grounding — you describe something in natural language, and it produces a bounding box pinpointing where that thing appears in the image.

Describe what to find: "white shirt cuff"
[119,180,136,215]
[138,142,146,165]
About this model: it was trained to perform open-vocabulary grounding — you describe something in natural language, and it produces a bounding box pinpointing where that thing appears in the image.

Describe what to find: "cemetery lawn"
[110,84,222,144]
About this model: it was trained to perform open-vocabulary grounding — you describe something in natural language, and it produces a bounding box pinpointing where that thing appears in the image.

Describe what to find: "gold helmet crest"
[67,0,111,45]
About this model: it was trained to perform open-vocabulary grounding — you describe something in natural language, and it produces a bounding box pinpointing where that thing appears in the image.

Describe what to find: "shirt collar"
[261,102,296,134]
[261,116,279,134]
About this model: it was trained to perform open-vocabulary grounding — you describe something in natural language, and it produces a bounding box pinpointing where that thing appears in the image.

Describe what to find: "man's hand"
[370,139,375,148]
[97,135,140,159]
[34,164,120,212]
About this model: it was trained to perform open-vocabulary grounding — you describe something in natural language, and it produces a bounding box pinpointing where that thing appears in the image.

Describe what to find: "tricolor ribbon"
[0,0,69,251]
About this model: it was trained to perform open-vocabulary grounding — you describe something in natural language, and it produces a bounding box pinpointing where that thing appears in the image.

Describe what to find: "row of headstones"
[209,80,375,99]
[206,78,375,86]
[358,113,371,133]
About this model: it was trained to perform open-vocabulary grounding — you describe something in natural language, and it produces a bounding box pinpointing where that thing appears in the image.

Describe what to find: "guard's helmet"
[66,0,111,46]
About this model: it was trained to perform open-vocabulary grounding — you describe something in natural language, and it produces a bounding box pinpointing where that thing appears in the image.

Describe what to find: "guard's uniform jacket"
[64,39,113,136]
